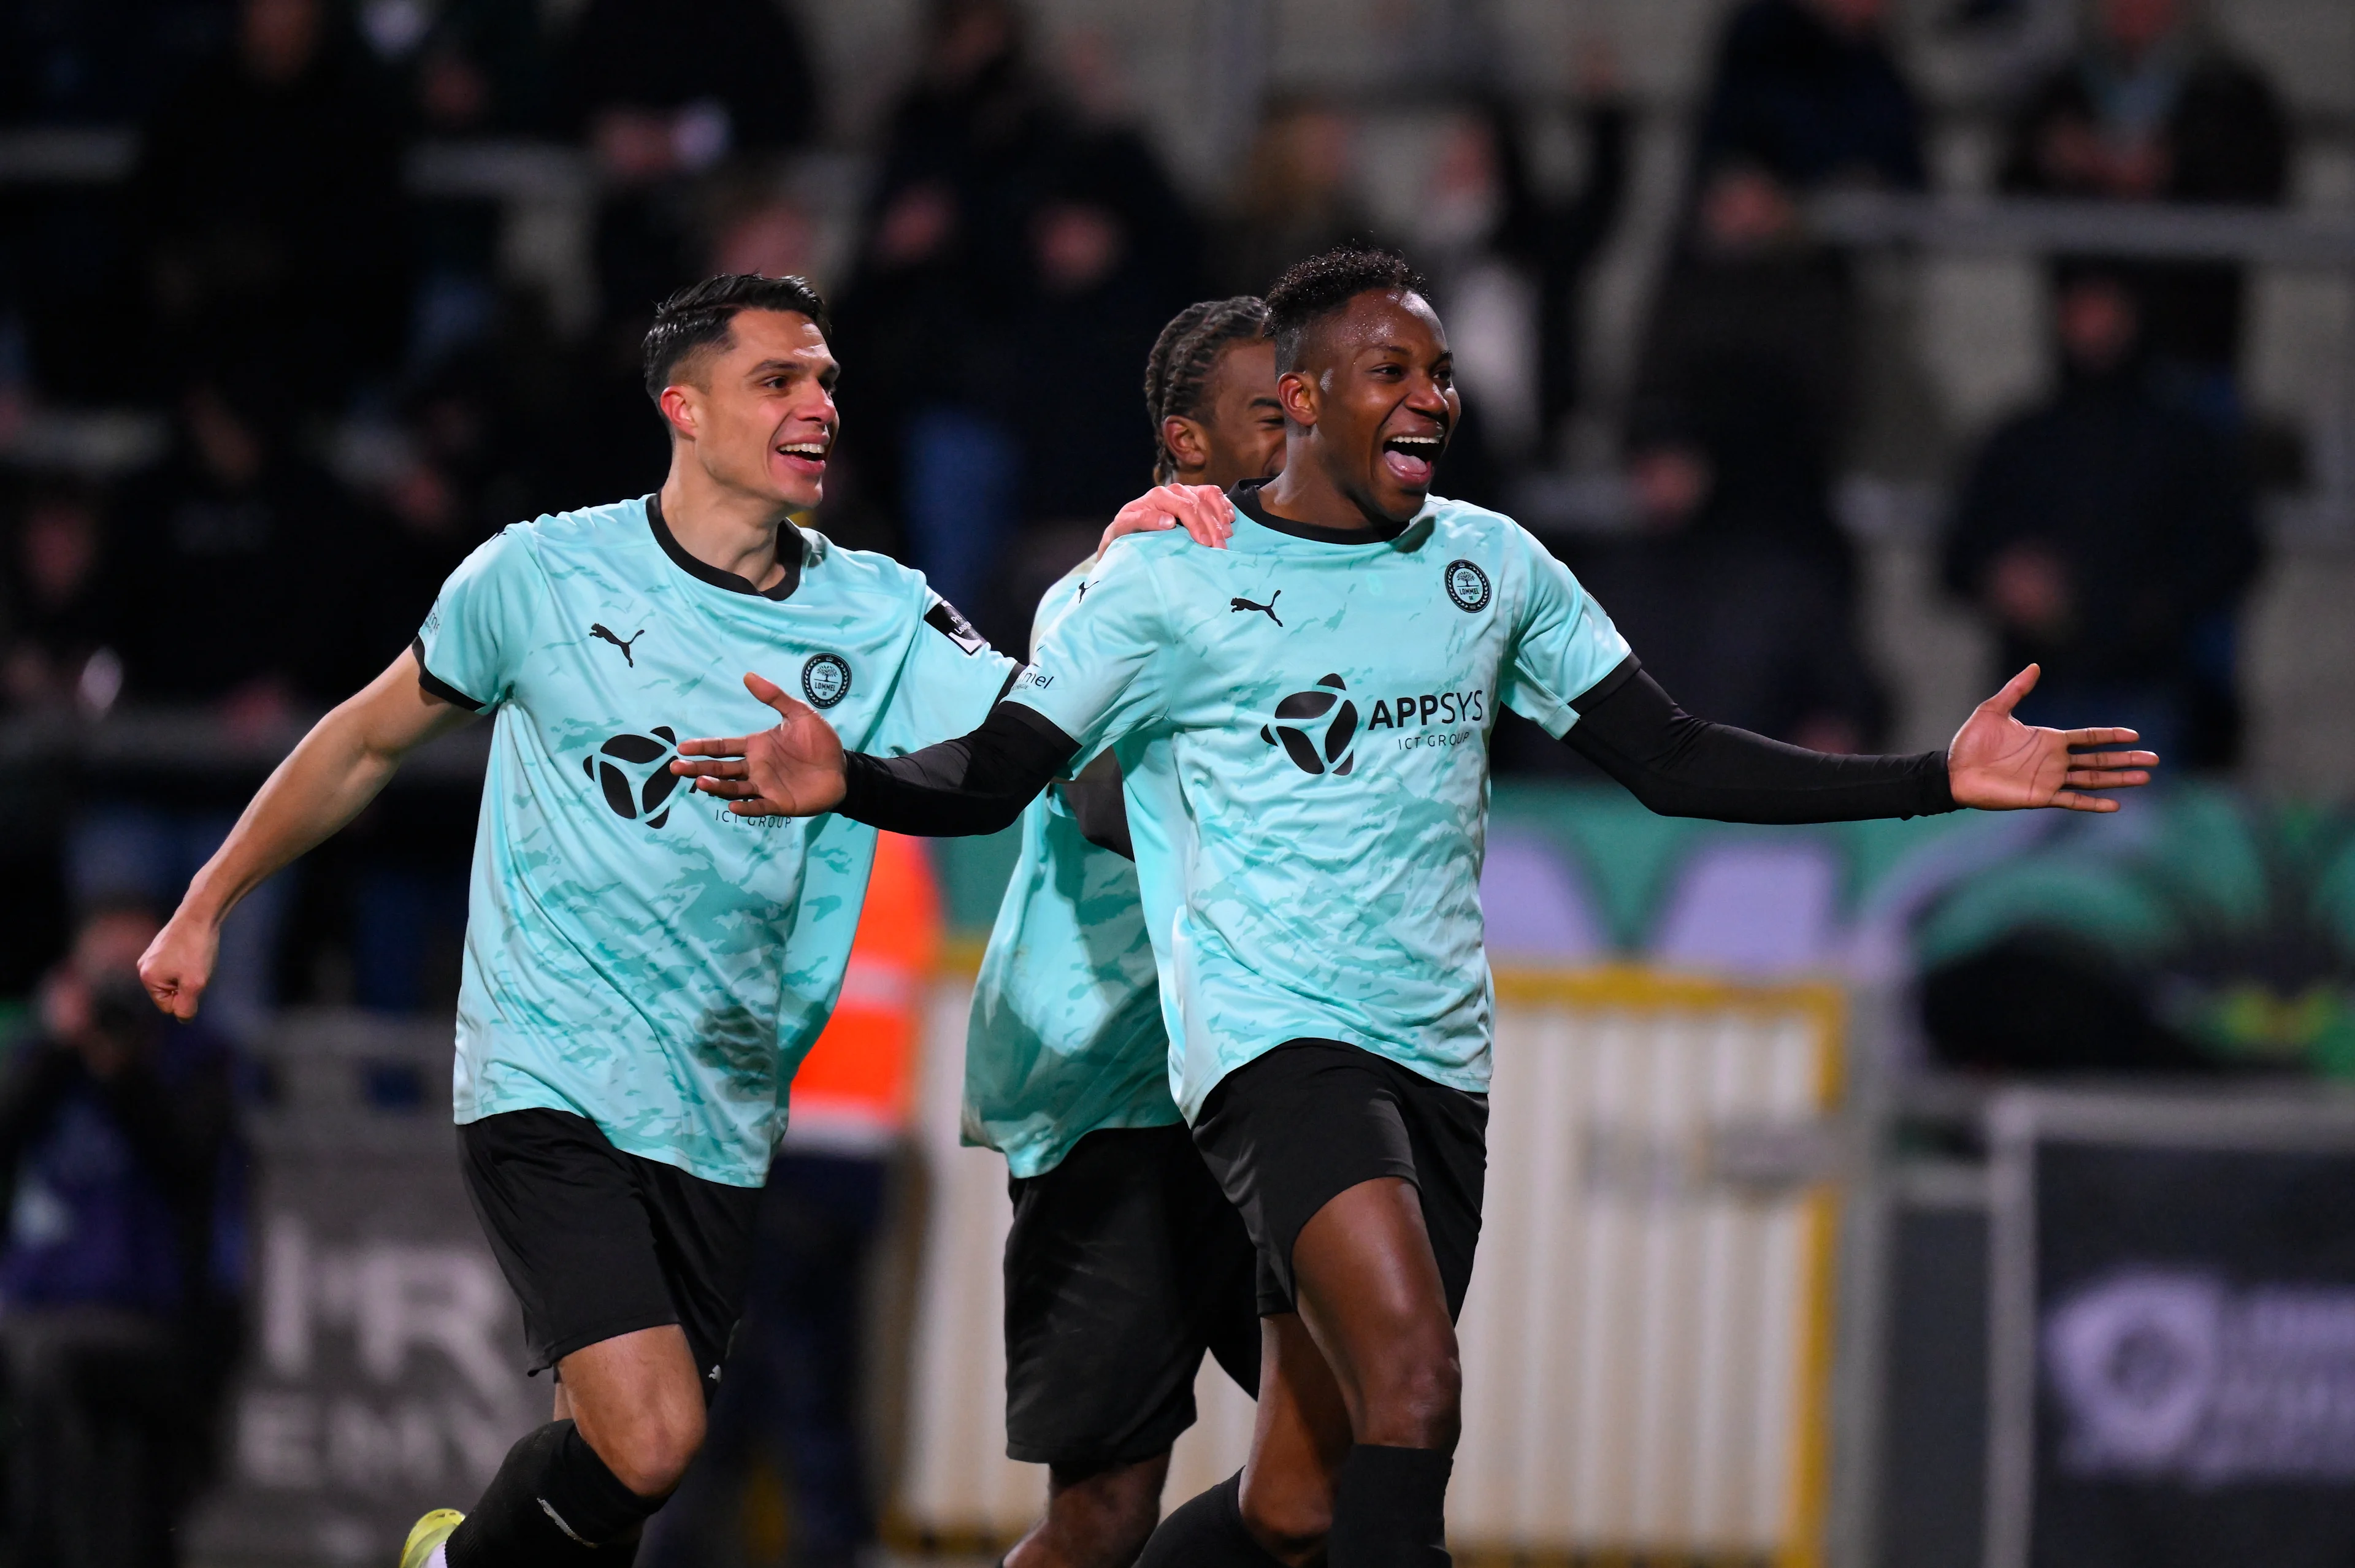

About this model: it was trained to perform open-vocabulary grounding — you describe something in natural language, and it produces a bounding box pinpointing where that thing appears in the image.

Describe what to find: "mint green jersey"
[1006,491,1629,1117]
[416,497,1014,1185]
[963,558,1176,1179]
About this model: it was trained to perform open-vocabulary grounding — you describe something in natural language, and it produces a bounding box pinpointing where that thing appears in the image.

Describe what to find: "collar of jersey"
[645,492,803,600]
[1228,477,1434,547]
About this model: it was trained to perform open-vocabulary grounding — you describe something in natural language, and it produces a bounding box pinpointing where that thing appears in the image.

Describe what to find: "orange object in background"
[784,832,940,1152]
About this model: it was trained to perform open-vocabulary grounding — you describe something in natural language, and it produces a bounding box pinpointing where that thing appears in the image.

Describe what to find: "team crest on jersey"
[802,652,851,708]
[1260,675,1359,776]
[584,728,681,828]
[1443,559,1491,613]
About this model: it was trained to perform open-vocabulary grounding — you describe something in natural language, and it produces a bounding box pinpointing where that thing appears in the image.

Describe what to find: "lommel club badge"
[1444,559,1491,613]
[802,652,851,708]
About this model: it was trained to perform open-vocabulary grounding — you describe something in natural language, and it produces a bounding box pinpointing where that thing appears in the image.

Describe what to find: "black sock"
[1135,1472,1289,1568]
[445,1420,663,1567]
[1328,1445,1450,1567]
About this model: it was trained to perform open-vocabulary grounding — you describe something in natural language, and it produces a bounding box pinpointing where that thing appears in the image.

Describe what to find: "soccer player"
[129,272,1231,1568]
[973,297,1282,1568]
[668,247,2158,1567]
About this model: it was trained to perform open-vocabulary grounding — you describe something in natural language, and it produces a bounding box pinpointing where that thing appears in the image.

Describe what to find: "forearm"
[836,702,1075,836]
[1565,658,1955,824]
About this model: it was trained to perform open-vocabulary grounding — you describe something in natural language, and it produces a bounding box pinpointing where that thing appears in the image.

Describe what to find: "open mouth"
[776,438,830,475]
[1380,432,1443,488]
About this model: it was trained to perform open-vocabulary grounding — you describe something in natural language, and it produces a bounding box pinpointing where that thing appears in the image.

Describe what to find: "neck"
[1257,440,1392,532]
[659,449,792,592]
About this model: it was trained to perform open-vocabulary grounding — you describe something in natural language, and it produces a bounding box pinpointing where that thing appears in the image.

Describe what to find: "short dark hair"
[641,273,830,403]
[1264,245,1428,373]
[1143,296,1271,484]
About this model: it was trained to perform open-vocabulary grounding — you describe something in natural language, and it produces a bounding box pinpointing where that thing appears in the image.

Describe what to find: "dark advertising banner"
[1986,1093,2355,1568]
[188,1114,541,1565]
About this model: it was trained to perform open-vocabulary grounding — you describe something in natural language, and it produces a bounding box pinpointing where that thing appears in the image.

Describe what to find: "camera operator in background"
[0,902,246,1568]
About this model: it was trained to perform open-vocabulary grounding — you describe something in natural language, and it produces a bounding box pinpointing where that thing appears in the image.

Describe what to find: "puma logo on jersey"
[1230,591,1282,627]
[589,624,646,666]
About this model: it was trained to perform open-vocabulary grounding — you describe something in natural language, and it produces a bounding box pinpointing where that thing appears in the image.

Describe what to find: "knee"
[594,1399,705,1499]
[1355,1331,1461,1450]
[1239,1479,1333,1562]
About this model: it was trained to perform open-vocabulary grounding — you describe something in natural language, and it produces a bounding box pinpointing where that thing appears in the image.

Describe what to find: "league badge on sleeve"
[925,597,991,655]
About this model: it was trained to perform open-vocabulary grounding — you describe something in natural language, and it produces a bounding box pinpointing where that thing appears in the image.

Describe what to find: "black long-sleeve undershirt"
[833,654,1953,838]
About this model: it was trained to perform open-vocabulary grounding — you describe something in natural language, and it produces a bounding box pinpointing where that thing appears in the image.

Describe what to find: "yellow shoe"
[399,1509,464,1568]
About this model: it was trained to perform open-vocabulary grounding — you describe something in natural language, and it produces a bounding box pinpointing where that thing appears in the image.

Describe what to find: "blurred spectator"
[399,0,553,373]
[1217,101,1376,296]
[1999,0,2291,414]
[1567,430,1883,756]
[1407,85,1629,493]
[135,0,408,410]
[2,476,119,715]
[562,0,819,325]
[0,901,245,1568]
[1693,0,1927,195]
[1630,161,1859,591]
[1942,270,2262,768]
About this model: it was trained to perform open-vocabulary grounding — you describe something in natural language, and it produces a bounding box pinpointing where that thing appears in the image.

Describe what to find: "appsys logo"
[584,727,683,828]
[1261,675,1360,776]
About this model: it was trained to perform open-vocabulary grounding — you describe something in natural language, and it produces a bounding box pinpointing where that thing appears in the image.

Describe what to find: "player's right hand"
[138,914,218,1020]
[672,672,848,816]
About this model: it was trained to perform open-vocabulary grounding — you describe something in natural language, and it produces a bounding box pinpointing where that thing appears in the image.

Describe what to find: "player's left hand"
[671,672,848,816]
[1946,664,2159,813]
[1101,484,1233,554]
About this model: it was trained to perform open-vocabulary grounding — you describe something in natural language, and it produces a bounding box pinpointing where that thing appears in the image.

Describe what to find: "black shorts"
[1191,1040,1488,1318]
[459,1108,762,1396]
[1003,1124,1262,1468]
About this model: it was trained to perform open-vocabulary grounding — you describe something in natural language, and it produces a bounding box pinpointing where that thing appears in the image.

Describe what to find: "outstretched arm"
[670,673,1076,836]
[138,648,478,1018]
[1568,659,2153,822]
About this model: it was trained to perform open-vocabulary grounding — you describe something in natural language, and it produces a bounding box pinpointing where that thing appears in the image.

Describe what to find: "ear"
[1276,368,1319,429]
[659,383,699,443]
[1161,415,1210,475]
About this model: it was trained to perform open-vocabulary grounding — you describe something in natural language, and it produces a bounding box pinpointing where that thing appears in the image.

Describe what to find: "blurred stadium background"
[5,0,2355,1562]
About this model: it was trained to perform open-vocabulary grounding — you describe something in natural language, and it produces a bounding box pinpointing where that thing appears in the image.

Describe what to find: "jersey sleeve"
[867,590,1021,755]
[1002,540,1168,755]
[412,526,538,711]
[1498,527,1633,740]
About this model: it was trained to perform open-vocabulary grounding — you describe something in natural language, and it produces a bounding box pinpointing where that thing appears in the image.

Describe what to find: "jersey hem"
[457,1085,770,1189]
[1177,1034,1491,1123]
[967,1104,1188,1179]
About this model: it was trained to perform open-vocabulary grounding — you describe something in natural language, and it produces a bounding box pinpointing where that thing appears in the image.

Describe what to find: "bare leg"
[1287,1177,1460,1452]
[1237,1312,1352,1566]
[553,1324,708,1498]
[1005,1452,1173,1568]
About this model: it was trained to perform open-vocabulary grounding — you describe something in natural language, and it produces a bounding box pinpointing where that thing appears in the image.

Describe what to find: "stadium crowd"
[0,0,2314,1562]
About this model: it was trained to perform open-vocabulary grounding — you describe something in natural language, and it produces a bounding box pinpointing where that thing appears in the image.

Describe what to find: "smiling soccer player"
[130,273,1231,1568]
[670,247,2158,1567]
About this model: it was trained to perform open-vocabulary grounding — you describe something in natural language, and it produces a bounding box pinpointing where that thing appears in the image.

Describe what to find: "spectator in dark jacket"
[0,901,245,1568]
[136,0,408,408]
[1694,0,1927,194]
[562,0,819,324]
[2,476,118,716]
[1942,270,2261,767]
[1999,0,2291,407]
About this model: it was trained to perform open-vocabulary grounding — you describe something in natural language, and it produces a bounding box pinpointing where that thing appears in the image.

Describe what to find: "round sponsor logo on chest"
[1444,559,1491,613]
[801,652,851,708]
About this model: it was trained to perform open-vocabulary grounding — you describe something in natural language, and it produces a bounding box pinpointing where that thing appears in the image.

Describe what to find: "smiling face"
[1278,289,1457,524]
[658,308,840,511]
[1166,340,1285,490]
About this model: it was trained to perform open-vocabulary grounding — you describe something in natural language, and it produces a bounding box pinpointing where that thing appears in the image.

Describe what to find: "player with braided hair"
[1144,296,1285,487]
[952,299,1282,1568]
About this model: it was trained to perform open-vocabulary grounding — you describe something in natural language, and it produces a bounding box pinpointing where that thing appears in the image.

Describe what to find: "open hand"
[1101,484,1233,555]
[670,673,849,816]
[137,913,219,1020]
[1947,665,2158,813]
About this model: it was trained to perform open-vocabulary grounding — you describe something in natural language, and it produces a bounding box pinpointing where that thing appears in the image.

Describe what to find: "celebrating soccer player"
[670,246,2159,1568]
[971,297,1282,1568]
[130,273,1230,1568]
